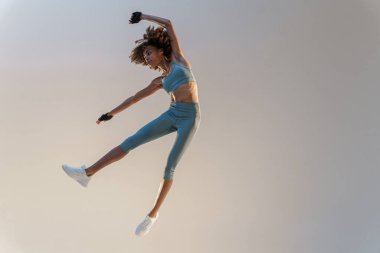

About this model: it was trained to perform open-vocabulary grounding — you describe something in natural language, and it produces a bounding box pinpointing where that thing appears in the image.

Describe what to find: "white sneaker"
[135,213,159,236]
[62,164,91,187]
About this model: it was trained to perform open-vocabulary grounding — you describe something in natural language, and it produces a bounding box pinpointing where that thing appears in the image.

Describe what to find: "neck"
[159,59,172,76]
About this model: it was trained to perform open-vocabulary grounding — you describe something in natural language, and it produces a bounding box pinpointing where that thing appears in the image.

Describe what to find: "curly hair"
[129,25,172,71]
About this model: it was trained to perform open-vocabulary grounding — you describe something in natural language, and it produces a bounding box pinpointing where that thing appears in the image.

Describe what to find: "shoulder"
[151,76,163,88]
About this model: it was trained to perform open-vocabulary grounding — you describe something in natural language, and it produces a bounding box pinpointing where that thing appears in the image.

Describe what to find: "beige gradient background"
[1,0,380,252]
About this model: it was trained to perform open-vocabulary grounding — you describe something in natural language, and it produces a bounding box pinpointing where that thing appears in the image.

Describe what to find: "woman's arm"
[141,13,184,59]
[108,77,162,116]
[141,13,170,27]
[108,96,136,116]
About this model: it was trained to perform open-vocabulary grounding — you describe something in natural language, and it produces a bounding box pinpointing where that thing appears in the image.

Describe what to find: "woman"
[62,12,201,237]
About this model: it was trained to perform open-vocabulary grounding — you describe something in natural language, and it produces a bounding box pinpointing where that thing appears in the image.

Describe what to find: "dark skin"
[86,14,199,218]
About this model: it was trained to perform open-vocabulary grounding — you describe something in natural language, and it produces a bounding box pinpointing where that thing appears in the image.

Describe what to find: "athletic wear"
[62,164,92,187]
[161,61,196,93]
[119,101,201,180]
[135,212,159,236]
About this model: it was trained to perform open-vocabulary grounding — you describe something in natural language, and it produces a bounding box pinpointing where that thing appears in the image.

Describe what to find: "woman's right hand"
[129,12,143,24]
[96,112,113,124]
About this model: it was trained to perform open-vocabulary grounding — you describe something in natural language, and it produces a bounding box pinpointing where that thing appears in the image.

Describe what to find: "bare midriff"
[170,81,199,103]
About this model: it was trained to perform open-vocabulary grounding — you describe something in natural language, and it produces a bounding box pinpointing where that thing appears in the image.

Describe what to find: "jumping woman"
[62,12,201,237]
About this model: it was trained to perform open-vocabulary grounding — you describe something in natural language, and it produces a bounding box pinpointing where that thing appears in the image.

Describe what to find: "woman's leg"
[85,111,176,177]
[148,179,173,218]
[148,115,201,217]
[85,146,126,176]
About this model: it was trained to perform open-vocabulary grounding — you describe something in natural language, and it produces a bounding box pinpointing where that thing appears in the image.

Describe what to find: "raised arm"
[140,13,184,59]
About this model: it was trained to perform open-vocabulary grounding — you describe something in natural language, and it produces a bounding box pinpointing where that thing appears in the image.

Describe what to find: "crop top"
[161,62,196,93]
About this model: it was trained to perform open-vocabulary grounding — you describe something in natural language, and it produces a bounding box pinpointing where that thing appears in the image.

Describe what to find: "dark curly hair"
[129,25,172,71]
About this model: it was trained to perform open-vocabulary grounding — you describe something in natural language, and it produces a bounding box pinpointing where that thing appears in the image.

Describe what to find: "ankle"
[85,169,93,177]
[148,211,158,218]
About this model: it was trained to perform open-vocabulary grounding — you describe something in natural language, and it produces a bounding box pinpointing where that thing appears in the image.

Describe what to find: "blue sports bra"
[161,61,196,93]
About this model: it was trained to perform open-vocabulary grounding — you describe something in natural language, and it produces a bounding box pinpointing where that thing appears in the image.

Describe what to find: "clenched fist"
[96,112,113,124]
[129,11,142,24]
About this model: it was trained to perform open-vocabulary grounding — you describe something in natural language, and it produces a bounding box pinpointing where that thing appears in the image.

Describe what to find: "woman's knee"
[116,145,129,156]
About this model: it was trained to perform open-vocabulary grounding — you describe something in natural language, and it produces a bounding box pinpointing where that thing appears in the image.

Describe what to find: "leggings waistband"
[170,101,200,110]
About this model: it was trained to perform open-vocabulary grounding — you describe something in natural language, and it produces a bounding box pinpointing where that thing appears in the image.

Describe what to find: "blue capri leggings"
[119,101,201,180]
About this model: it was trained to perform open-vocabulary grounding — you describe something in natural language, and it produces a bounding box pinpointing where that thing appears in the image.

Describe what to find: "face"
[143,46,164,69]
